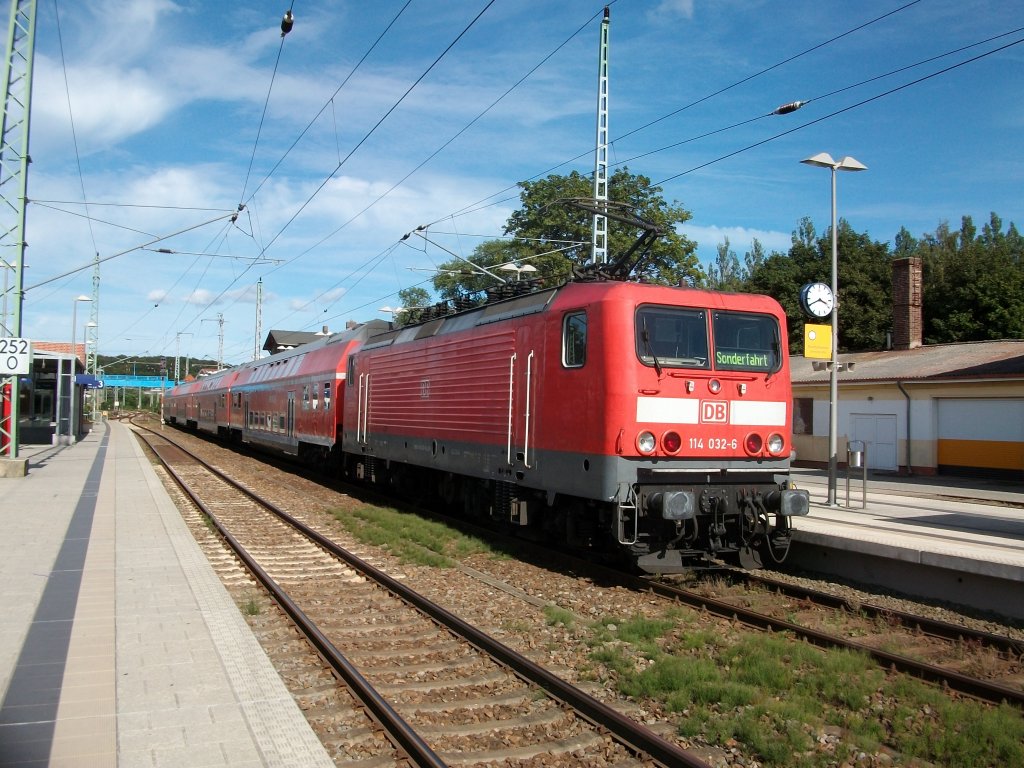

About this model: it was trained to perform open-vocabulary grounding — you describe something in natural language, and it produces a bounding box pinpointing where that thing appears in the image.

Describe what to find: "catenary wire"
[238,1,298,205]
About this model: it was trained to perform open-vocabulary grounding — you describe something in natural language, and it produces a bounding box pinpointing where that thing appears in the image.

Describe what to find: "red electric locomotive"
[165,206,808,571]
[342,279,809,571]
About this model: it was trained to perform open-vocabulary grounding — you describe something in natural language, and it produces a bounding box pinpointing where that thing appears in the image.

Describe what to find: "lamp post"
[67,295,92,443]
[800,152,867,506]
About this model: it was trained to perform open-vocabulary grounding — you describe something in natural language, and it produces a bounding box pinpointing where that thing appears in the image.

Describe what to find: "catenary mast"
[590,7,610,265]
[0,0,38,463]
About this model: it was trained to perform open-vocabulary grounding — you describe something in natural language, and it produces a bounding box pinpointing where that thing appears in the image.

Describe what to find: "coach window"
[562,311,587,368]
[347,357,356,387]
[302,384,310,410]
[324,382,331,409]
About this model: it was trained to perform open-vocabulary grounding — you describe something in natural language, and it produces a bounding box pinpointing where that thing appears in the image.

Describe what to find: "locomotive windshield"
[711,310,781,372]
[635,306,781,373]
[636,307,710,369]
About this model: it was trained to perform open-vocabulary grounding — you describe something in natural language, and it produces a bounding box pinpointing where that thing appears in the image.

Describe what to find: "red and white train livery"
[165,280,809,571]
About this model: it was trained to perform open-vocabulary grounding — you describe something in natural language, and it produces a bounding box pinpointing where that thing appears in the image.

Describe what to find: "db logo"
[700,400,728,423]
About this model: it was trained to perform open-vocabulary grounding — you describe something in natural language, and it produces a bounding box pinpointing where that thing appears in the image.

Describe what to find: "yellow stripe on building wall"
[937,439,1024,471]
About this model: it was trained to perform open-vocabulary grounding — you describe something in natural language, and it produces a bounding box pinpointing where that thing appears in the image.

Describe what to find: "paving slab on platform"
[0,421,334,768]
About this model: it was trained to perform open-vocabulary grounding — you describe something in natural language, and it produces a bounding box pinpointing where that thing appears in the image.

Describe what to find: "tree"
[431,240,530,305]
[394,286,432,325]
[705,237,743,290]
[746,217,892,354]
[918,213,1024,343]
[743,238,767,278]
[433,168,701,300]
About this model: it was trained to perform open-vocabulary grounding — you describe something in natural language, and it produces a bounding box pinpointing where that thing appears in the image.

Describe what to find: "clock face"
[801,282,834,318]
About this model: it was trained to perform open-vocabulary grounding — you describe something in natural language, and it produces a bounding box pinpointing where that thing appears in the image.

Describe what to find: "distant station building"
[10,341,94,444]
[262,326,334,355]
[791,257,1024,480]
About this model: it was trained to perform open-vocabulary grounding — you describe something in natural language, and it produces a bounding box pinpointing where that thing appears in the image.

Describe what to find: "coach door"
[287,391,296,437]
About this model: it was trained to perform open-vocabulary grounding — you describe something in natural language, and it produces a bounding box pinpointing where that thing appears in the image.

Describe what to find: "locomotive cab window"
[711,311,781,372]
[636,306,709,369]
[562,311,587,368]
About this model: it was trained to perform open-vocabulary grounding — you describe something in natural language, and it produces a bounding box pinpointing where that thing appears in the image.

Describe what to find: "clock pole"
[802,153,867,506]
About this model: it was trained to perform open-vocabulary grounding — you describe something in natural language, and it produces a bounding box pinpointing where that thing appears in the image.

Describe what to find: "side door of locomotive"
[509,323,543,472]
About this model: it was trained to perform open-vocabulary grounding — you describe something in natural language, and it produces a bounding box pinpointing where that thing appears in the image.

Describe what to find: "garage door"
[850,413,898,471]
[937,398,1024,479]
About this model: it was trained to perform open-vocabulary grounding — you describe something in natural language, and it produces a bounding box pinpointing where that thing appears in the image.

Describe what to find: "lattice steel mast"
[590,6,610,265]
[0,0,37,461]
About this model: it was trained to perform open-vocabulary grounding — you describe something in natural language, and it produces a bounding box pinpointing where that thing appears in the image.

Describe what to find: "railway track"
[132,422,709,768]
[644,572,1024,708]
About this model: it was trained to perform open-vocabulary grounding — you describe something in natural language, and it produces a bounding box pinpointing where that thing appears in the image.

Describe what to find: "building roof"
[33,341,86,364]
[791,339,1024,385]
[262,329,328,353]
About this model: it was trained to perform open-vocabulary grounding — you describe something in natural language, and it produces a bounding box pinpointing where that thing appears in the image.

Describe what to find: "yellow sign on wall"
[804,323,832,359]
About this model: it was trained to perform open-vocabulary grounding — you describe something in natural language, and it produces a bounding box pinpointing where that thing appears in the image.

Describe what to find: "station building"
[4,341,92,444]
[791,257,1024,480]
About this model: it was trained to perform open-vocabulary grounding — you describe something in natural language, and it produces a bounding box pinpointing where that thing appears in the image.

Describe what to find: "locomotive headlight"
[637,431,657,454]
[744,432,763,455]
[648,491,696,520]
[662,430,682,454]
[767,433,785,455]
[708,379,722,394]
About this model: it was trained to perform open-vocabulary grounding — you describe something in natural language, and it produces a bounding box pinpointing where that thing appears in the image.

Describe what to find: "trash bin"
[849,440,864,468]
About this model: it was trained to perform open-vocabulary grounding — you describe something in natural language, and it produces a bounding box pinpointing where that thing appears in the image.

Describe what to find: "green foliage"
[747,218,900,354]
[542,604,576,628]
[705,237,744,291]
[917,213,1024,343]
[432,168,702,301]
[588,614,1024,767]
[742,211,1022,354]
[395,286,432,326]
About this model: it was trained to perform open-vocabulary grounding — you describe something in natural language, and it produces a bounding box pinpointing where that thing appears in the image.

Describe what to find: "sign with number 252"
[0,337,32,375]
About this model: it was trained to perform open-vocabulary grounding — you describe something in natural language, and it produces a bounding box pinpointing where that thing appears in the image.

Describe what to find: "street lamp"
[67,295,92,443]
[801,152,867,506]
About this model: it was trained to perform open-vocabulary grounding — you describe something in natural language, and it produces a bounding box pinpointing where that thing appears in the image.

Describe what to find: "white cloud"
[32,57,174,150]
[185,288,218,305]
[679,223,792,266]
[650,0,696,20]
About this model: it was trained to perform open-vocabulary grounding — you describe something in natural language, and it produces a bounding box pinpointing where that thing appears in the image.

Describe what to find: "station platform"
[0,420,334,768]
[788,467,1024,620]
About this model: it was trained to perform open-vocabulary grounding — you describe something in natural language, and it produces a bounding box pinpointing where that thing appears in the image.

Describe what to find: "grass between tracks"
[329,504,1024,766]
[586,612,1024,767]
[330,504,493,567]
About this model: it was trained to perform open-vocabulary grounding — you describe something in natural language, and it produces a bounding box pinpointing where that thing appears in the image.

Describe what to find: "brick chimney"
[892,256,922,349]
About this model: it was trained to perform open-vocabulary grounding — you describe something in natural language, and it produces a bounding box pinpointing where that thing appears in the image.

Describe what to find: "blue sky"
[12,0,1023,366]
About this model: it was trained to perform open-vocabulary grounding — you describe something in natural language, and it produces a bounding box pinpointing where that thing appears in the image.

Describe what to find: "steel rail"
[136,429,447,768]
[636,576,1024,708]
[739,571,1024,657]
[135,424,711,768]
